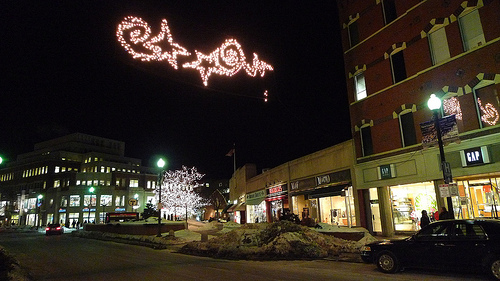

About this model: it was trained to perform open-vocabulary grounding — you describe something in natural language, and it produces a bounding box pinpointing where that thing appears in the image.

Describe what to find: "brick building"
[337,0,500,236]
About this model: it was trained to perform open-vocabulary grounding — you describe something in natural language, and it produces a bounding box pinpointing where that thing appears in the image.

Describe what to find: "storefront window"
[391,182,437,231]
[455,177,500,219]
[369,188,382,232]
[247,201,266,223]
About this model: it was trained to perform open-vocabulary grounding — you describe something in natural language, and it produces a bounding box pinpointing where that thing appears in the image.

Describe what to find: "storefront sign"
[460,146,490,167]
[316,175,331,185]
[246,190,267,205]
[58,208,66,213]
[267,184,287,198]
[378,164,396,179]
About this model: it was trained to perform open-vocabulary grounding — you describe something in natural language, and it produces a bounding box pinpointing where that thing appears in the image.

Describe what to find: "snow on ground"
[70,219,378,261]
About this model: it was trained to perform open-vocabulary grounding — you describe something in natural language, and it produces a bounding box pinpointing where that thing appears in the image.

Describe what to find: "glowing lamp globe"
[428,94,442,111]
[37,194,43,200]
[89,187,95,193]
[157,158,166,169]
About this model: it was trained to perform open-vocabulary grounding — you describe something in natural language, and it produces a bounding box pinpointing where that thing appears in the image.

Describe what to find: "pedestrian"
[439,207,451,220]
[420,210,430,228]
[72,220,76,228]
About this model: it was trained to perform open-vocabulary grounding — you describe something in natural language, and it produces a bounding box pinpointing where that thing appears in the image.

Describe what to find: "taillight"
[45,227,50,231]
[56,227,61,230]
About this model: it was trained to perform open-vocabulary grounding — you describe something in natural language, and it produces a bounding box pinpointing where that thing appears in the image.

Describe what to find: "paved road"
[0,231,490,281]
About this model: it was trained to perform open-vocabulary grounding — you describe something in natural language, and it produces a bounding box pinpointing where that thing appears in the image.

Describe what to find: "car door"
[410,222,453,268]
[445,221,488,269]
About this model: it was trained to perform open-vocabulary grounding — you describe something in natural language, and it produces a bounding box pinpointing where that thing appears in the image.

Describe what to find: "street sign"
[128,198,138,206]
[442,161,453,183]
[439,184,451,198]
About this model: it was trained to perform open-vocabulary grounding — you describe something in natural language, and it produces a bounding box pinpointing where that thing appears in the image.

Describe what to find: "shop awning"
[308,184,350,198]
[222,204,234,213]
[227,202,245,212]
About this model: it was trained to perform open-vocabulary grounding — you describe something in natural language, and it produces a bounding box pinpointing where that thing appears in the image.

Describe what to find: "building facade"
[337,0,500,236]
[0,133,159,227]
[229,140,360,227]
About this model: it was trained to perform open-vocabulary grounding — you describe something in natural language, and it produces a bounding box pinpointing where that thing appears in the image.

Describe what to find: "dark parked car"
[45,223,63,235]
[361,219,500,279]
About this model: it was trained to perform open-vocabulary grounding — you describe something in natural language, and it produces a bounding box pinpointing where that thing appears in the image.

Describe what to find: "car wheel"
[490,258,500,280]
[376,251,399,274]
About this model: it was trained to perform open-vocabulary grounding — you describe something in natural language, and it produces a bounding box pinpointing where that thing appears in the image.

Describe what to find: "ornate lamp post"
[427,94,454,218]
[157,158,166,237]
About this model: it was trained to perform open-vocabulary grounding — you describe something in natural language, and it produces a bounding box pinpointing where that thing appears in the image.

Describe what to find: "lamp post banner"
[420,114,459,148]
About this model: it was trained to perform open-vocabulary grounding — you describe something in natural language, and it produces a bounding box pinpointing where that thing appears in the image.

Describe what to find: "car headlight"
[361,246,371,252]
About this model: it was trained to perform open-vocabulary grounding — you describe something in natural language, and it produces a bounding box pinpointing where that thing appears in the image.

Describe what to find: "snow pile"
[180,220,373,260]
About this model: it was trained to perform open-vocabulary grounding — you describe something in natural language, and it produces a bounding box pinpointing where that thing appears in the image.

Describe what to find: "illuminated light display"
[442,97,462,120]
[116,17,190,69]
[117,16,273,86]
[477,98,499,126]
[263,90,268,102]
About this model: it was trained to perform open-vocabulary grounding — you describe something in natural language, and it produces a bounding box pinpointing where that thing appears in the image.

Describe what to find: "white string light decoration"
[116,16,273,86]
[442,97,462,120]
[116,16,190,69]
[477,98,499,126]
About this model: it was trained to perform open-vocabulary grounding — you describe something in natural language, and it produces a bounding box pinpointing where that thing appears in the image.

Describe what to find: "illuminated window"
[360,125,374,156]
[474,83,500,128]
[354,73,367,101]
[443,97,462,120]
[399,111,417,147]
[428,27,450,65]
[55,166,60,173]
[76,180,81,186]
[100,166,105,173]
[130,179,139,187]
[54,180,60,188]
[390,51,407,84]
[61,196,68,207]
[382,0,397,25]
[84,195,97,207]
[69,195,80,207]
[106,167,110,173]
[459,9,485,51]
[100,195,112,207]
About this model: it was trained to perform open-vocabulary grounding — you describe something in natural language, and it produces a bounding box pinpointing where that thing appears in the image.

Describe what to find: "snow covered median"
[180,220,377,260]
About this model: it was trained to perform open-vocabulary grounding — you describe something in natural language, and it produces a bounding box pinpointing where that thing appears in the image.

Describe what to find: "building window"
[69,195,80,207]
[100,195,112,207]
[442,96,463,120]
[55,166,60,173]
[382,0,397,25]
[474,84,500,128]
[130,179,139,187]
[360,125,374,156]
[399,111,417,147]
[459,9,485,51]
[54,180,60,188]
[61,196,68,207]
[354,73,367,101]
[84,195,97,207]
[348,21,359,47]
[428,27,450,65]
[390,51,407,84]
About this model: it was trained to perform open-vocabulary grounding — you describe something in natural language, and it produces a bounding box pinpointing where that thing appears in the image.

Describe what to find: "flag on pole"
[225,148,235,157]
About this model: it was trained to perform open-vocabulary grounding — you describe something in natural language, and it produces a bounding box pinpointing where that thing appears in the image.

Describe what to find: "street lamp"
[36,194,43,229]
[157,158,166,237]
[427,94,454,218]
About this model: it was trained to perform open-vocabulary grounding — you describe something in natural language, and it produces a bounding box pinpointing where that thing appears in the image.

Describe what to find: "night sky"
[1,1,349,179]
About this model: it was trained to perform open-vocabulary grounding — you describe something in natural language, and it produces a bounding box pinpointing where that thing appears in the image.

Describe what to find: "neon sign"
[116,16,273,87]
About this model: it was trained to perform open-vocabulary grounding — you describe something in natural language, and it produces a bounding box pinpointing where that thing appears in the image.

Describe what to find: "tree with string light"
[156,166,206,221]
